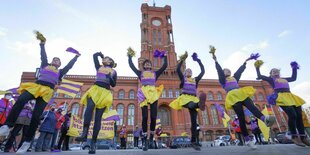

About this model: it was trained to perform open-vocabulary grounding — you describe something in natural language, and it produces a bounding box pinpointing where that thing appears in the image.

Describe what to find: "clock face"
[152,19,161,26]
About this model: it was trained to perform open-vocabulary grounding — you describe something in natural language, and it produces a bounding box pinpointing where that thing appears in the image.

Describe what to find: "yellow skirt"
[169,94,199,111]
[18,82,54,103]
[225,86,255,110]
[276,92,305,107]
[139,85,163,107]
[80,85,113,113]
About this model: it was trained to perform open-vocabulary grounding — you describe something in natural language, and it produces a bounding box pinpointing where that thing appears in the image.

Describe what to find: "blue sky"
[0,0,309,103]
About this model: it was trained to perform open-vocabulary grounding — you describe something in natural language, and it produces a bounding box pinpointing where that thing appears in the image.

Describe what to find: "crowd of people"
[0,32,309,154]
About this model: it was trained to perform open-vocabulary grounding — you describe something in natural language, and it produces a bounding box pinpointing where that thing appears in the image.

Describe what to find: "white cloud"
[205,40,269,80]
[291,81,310,104]
[278,30,291,38]
[0,27,7,38]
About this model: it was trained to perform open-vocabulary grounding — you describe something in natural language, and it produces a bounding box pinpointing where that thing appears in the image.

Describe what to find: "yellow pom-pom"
[254,60,264,68]
[179,51,188,61]
[113,63,117,68]
[34,30,46,42]
[209,45,216,55]
[127,47,136,57]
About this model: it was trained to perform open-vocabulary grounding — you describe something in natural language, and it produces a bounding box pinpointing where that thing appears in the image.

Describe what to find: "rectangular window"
[158,30,162,45]
[153,29,157,45]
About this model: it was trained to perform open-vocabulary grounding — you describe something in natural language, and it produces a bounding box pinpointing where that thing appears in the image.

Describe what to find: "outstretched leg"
[141,105,148,151]
[76,98,95,142]
[149,101,158,148]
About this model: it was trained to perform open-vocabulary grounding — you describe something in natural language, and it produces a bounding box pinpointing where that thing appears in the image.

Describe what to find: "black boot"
[76,126,89,142]
[142,136,148,151]
[88,140,96,154]
[191,142,201,151]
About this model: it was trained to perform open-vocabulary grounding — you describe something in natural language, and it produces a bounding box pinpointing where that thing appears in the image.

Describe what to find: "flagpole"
[271,105,282,132]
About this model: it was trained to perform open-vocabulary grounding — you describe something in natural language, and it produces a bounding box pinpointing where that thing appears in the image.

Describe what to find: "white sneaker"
[16,142,31,154]
[264,115,275,127]
[245,140,257,150]
[0,125,10,136]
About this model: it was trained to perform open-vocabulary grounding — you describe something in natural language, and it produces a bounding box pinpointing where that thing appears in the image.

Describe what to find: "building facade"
[19,3,288,143]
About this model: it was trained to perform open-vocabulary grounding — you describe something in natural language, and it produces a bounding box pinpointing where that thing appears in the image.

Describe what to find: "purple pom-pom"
[249,53,260,60]
[153,50,161,58]
[290,61,300,69]
[159,51,166,58]
[267,93,278,105]
[191,52,198,61]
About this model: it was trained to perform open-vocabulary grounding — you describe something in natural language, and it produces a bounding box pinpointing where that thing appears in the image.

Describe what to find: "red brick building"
[19,3,287,142]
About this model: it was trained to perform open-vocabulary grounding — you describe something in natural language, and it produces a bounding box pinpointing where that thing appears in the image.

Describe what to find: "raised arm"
[215,61,226,86]
[59,55,79,79]
[255,67,274,87]
[93,52,103,70]
[128,56,141,78]
[40,43,48,68]
[177,60,184,81]
[155,56,168,79]
[195,59,205,83]
[233,62,246,82]
[109,71,117,87]
[283,67,297,82]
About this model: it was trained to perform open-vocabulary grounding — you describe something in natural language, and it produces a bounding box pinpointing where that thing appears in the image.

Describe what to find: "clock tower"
[139,3,179,78]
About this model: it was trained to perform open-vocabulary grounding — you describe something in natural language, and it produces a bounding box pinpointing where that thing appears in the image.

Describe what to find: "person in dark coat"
[35,103,57,152]
[57,112,72,151]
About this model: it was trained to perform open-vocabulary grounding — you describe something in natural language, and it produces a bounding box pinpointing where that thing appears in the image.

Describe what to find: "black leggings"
[183,101,199,143]
[141,101,158,134]
[57,129,69,150]
[232,98,264,138]
[4,124,29,150]
[83,98,105,142]
[280,106,305,136]
[254,132,262,143]
[5,91,47,142]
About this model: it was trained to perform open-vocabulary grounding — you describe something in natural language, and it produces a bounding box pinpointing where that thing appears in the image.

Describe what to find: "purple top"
[19,101,35,118]
[140,71,156,86]
[0,99,13,117]
[223,77,240,92]
[273,78,290,90]
[250,119,259,130]
[96,66,116,84]
[182,77,197,95]
[37,66,60,85]
[133,128,142,137]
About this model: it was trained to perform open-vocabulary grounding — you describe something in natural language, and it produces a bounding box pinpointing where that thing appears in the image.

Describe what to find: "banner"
[67,115,115,140]
[57,79,83,98]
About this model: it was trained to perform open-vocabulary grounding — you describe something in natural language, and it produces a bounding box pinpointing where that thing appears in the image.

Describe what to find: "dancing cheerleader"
[0,31,80,154]
[169,52,206,151]
[255,60,310,146]
[75,51,117,154]
[210,46,275,149]
[127,48,167,151]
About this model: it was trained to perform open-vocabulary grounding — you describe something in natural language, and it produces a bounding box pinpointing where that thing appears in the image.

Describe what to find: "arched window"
[258,93,264,101]
[71,103,80,115]
[129,90,135,99]
[207,91,214,101]
[116,104,124,125]
[202,110,209,125]
[217,92,222,100]
[168,89,173,98]
[210,105,219,125]
[158,106,171,126]
[118,90,125,99]
[161,89,166,98]
[175,89,180,98]
[127,104,135,125]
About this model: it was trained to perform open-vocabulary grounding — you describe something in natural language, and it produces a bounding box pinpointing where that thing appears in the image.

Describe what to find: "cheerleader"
[255,60,310,146]
[169,52,206,151]
[0,31,80,154]
[127,48,167,151]
[210,47,275,149]
[75,51,117,154]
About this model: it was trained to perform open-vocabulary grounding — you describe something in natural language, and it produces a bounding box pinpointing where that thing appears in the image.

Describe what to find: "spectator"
[35,103,57,152]
[232,116,243,146]
[119,125,127,149]
[57,112,71,151]
[0,92,13,126]
[51,107,65,151]
[133,125,141,149]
